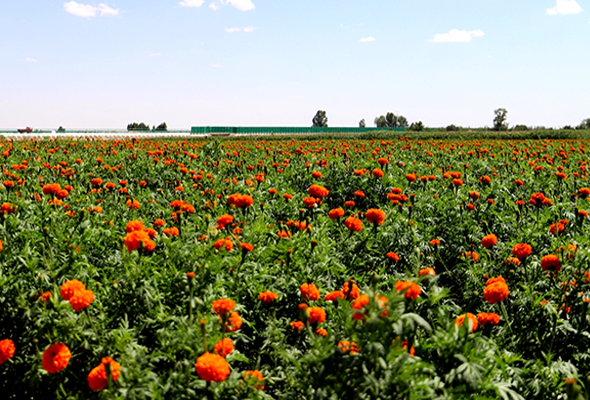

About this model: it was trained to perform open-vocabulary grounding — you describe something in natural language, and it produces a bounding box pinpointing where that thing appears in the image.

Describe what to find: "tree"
[153,122,168,132]
[312,110,328,127]
[409,121,424,132]
[374,115,387,128]
[57,126,66,132]
[446,124,459,132]
[359,119,366,128]
[375,113,409,128]
[127,122,150,131]
[492,108,508,131]
[576,118,590,130]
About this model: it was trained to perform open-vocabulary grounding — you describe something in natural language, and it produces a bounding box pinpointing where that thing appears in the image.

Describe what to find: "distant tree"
[576,118,590,130]
[127,122,150,131]
[312,110,328,127]
[359,119,366,128]
[562,125,573,130]
[57,126,66,132]
[512,125,529,131]
[446,124,459,131]
[153,122,168,132]
[492,108,508,131]
[409,121,424,132]
[375,113,409,128]
[374,115,387,128]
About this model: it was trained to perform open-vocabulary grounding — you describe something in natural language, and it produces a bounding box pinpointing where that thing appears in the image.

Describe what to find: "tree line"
[312,109,590,132]
[127,122,168,132]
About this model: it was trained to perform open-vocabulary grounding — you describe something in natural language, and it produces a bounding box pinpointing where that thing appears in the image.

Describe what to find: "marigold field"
[2,136,590,399]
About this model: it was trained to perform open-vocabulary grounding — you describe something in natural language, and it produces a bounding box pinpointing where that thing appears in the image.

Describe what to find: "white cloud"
[220,0,255,11]
[179,0,205,7]
[209,2,219,10]
[97,3,118,16]
[359,36,375,43]
[430,29,485,43]
[23,58,37,62]
[63,1,118,18]
[211,63,222,68]
[547,0,582,15]
[225,26,255,33]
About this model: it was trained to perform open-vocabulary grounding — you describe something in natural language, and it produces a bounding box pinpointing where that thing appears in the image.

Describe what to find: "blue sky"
[1,0,589,129]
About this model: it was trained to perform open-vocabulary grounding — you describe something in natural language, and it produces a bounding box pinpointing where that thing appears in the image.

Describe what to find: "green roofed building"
[190,126,406,135]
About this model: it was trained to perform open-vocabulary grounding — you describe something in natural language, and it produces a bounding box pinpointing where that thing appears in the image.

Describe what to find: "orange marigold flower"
[481,233,498,249]
[60,279,86,301]
[505,257,521,266]
[259,291,278,303]
[365,209,386,225]
[243,370,265,390]
[328,207,345,220]
[462,251,479,262]
[452,178,463,187]
[395,281,421,300]
[308,184,329,198]
[512,243,532,260]
[311,171,322,179]
[212,299,235,315]
[386,251,400,262]
[307,307,326,324]
[42,183,61,195]
[124,230,156,252]
[455,313,478,333]
[405,173,417,182]
[145,228,157,239]
[163,227,179,237]
[0,339,15,364]
[342,280,360,299]
[430,239,441,246]
[541,254,561,272]
[125,220,145,233]
[372,168,384,178]
[216,214,234,229]
[90,178,103,187]
[195,353,230,382]
[291,321,305,331]
[303,196,318,208]
[126,199,140,209]
[419,268,436,277]
[315,328,328,337]
[300,283,320,301]
[324,290,344,302]
[70,289,94,312]
[41,291,52,302]
[483,276,509,304]
[42,343,71,374]
[353,190,365,198]
[241,243,253,252]
[225,312,242,332]
[87,357,121,391]
[283,193,293,200]
[338,341,359,354]
[344,200,355,208]
[214,338,234,358]
[344,216,363,232]
[477,312,500,326]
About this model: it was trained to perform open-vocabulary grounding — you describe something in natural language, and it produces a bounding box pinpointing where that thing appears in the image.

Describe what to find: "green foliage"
[312,111,328,127]
[493,108,509,131]
[127,122,151,131]
[0,136,588,398]
[375,113,409,128]
[577,119,590,130]
[512,125,529,131]
[409,121,424,132]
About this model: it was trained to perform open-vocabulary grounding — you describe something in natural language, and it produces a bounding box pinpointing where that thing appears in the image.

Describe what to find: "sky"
[1,0,589,130]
